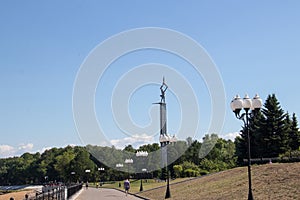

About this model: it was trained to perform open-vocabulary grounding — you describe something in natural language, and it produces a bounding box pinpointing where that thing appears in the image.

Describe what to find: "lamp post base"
[165,185,171,199]
[140,179,143,192]
[248,190,254,200]
[165,171,171,199]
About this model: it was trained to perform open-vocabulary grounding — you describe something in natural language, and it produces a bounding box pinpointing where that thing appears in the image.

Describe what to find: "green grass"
[137,162,300,200]
[87,162,300,199]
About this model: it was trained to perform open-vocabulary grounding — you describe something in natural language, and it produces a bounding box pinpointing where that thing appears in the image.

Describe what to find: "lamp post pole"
[85,169,91,188]
[136,151,149,191]
[245,108,253,200]
[230,94,263,200]
[98,167,105,187]
[116,163,124,187]
[124,159,133,179]
[141,168,147,191]
[70,172,75,184]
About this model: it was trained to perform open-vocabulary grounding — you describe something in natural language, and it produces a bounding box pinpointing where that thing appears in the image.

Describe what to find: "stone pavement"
[71,187,144,200]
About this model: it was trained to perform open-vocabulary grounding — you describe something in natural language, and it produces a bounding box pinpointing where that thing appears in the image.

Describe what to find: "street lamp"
[44,176,48,183]
[124,159,133,179]
[85,169,91,185]
[98,167,105,186]
[116,163,124,168]
[159,135,172,199]
[70,172,75,184]
[116,163,124,187]
[142,168,147,191]
[136,151,149,191]
[230,94,263,200]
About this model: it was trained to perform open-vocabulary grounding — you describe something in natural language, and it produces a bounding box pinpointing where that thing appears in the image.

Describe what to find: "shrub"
[183,169,199,177]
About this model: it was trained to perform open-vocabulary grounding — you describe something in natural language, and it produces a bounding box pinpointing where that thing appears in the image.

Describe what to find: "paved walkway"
[72,187,144,200]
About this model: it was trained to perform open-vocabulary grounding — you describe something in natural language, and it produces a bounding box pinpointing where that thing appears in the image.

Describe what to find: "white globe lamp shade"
[252,94,263,110]
[230,95,243,111]
[243,94,252,109]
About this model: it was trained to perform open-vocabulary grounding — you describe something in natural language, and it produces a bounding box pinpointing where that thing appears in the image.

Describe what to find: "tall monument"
[156,77,177,147]
[155,77,174,199]
[159,77,168,146]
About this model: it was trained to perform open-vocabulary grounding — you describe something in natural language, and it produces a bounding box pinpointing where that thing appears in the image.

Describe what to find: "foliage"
[0,146,98,185]
[172,137,237,178]
[235,94,300,164]
[173,165,182,178]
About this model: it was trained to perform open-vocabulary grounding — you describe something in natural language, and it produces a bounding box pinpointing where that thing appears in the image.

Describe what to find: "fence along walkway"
[24,184,82,200]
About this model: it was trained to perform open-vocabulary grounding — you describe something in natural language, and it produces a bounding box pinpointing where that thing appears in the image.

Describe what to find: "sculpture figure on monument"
[160,77,168,103]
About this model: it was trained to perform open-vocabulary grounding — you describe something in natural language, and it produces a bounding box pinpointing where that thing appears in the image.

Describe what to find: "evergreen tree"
[235,94,295,161]
[283,113,292,154]
[262,94,287,157]
[234,110,265,163]
[290,113,300,150]
[249,110,266,158]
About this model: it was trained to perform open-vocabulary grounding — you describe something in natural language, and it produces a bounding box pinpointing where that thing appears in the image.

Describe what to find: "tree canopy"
[235,94,300,163]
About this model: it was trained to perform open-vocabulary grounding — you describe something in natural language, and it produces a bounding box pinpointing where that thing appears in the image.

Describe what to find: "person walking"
[124,179,130,196]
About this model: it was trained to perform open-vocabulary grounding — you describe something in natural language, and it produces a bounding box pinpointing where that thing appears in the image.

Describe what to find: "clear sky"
[1,1,300,158]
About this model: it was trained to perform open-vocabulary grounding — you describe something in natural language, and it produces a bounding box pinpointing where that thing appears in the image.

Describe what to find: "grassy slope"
[138,162,300,200]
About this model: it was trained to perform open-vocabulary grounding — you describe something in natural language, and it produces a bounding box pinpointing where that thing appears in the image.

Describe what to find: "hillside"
[139,162,300,200]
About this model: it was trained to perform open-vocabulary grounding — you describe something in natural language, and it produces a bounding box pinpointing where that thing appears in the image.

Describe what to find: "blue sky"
[1,1,300,158]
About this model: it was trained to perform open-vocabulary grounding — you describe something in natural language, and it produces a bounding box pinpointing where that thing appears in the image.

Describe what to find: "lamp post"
[70,172,75,184]
[116,163,124,168]
[116,163,124,187]
[98,167,105,186]
[44,176,48,184]
[142,168,147,191]
[124,159,133,179]
[136,151,149,191]
[165,142,171,199]
[230,94,263,200]
[85,169,91,188]
[159,134,171,199]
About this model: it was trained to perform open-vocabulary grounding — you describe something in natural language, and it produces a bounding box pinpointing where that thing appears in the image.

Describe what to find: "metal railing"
[23,184,82,200]
[67,184,82,198]
[24,186,66,200]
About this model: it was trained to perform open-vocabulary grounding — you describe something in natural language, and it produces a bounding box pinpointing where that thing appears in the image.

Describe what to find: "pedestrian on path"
[124,179,130,196]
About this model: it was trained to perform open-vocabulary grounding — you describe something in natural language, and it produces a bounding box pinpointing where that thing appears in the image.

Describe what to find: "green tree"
[262,94,287,156]
[181,161,200,177]
[236,94,288,161]
[137,143,160,152]
[235,109,266,163]
[54,148,75,182]
[123,145,136,153]
[201,137,236,171]
[290,113,300,150]
[70,147,96,182]
[199,134,218,159]
[249,110,266,158]
[173,165,183,178]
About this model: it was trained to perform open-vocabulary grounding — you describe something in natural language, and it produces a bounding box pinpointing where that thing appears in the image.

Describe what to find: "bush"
[200,158,229,172]
[280,150,300,159]
[183,169,199,177]
[199,169,209,176]
[173,165,183,178]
